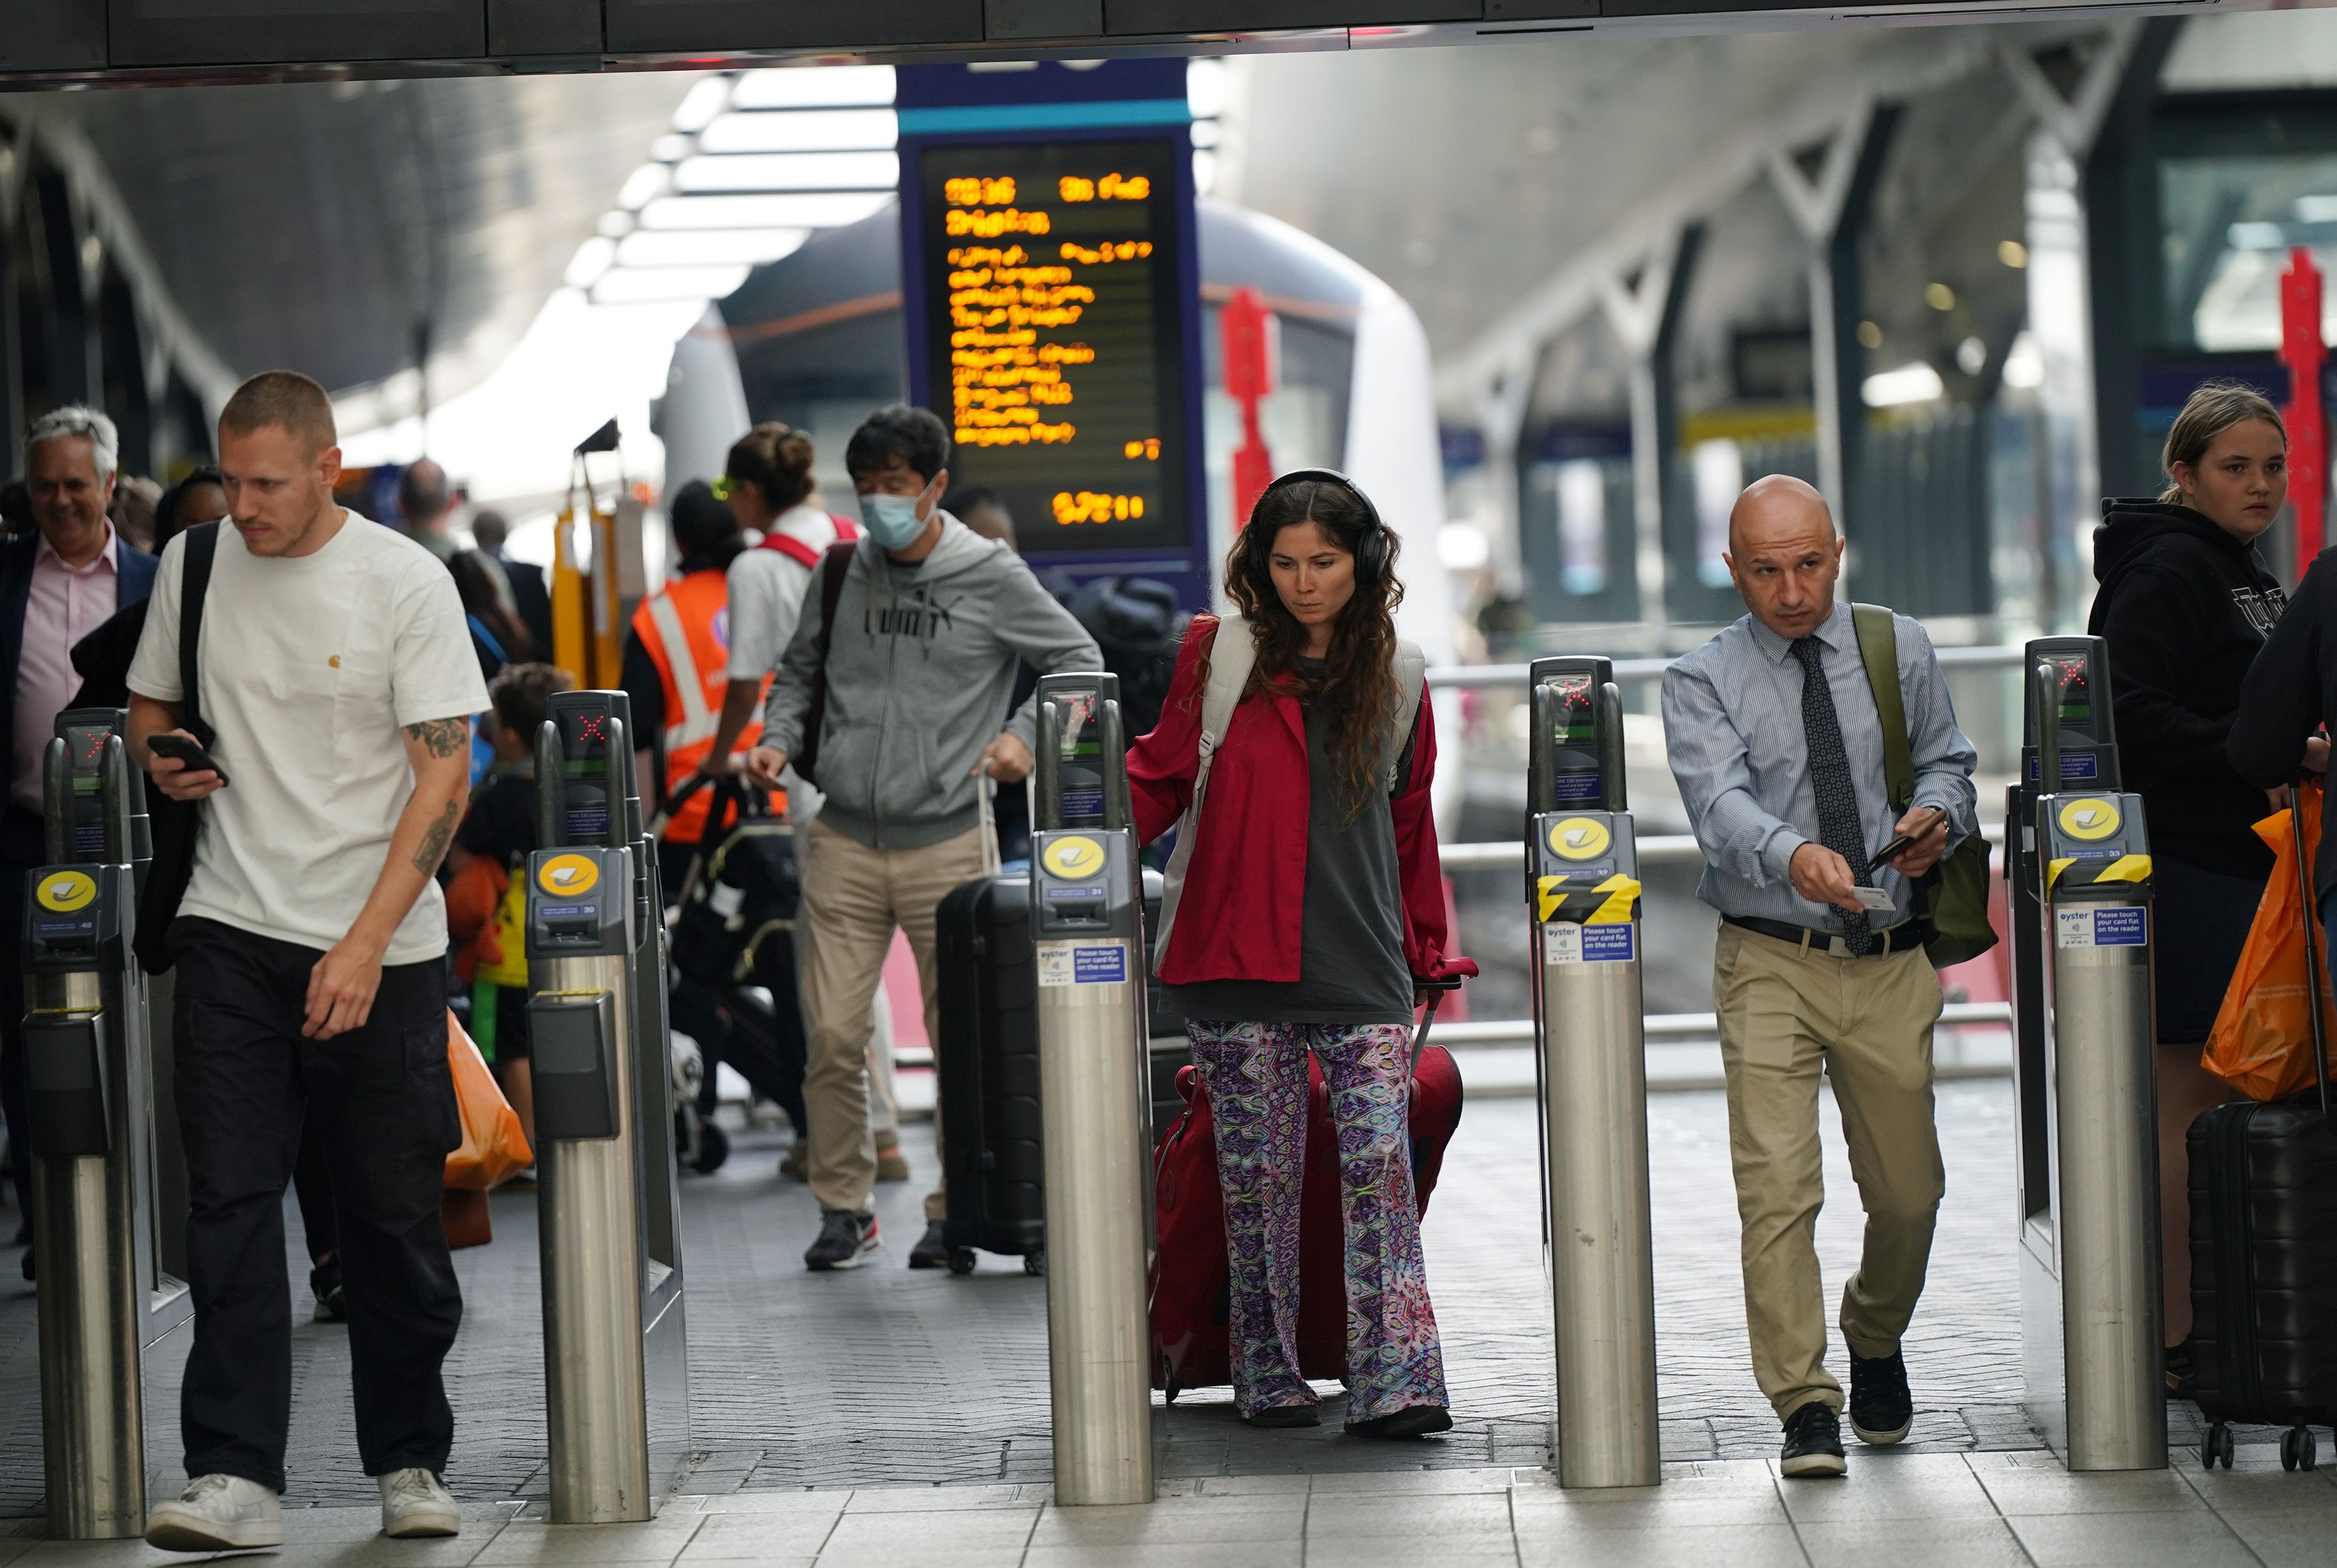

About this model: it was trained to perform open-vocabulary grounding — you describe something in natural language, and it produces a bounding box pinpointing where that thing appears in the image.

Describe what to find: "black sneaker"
[908,1221,950,1270]
[1848,1348,1912,1445]
[1779,1401,1847,1478]
[310,1255,346,1324]
[2164,1340,2197,1401]
[1345,1405,1453,1439]
[804,1209,880,1271]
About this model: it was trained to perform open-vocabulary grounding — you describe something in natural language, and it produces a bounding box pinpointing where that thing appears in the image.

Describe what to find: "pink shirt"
[14,525,120,812]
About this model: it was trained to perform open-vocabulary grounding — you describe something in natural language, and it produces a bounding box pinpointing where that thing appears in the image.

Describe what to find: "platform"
[1,1083,2331,1565]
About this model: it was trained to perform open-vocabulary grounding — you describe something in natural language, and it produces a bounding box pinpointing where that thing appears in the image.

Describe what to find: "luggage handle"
[1412,975,1463,1074]
[2288,773,2333,1129]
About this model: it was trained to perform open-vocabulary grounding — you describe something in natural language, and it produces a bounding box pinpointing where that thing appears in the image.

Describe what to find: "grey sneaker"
[804,1209,880,1271]
[146,1474,284,1551]
[379,1467,460,1538]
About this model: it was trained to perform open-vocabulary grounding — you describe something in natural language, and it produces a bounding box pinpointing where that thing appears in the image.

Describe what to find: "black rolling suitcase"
[2188,780,2337,1472]
[933,874,1045,1275]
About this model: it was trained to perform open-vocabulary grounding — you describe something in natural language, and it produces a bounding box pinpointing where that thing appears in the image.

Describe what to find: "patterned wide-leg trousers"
[1186,1019,1449,1421]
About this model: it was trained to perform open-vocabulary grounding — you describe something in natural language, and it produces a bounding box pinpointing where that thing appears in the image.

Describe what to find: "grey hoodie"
[760,515,1102,850]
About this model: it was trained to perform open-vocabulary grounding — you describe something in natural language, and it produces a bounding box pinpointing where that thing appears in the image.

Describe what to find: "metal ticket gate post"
[1030,671,1155,1507]
[27,707,191,1537]
[1524,658,1660,1489]
[2009,637,2164,1471]
[527,690,690,1524]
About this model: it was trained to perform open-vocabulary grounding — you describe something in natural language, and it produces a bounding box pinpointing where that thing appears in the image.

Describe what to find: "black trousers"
[171,917,462,1491]
[0,805,49,1234]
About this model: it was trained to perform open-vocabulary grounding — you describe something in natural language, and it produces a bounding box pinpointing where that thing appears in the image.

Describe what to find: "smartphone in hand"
[1867,808,1945,872]
[149,733,229,787]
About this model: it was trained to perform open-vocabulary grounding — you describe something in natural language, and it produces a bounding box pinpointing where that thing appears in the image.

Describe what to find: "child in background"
[446,662,574,1150]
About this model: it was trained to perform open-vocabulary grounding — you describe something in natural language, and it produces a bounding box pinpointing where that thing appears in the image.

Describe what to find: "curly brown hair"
[1213,476,1405,821]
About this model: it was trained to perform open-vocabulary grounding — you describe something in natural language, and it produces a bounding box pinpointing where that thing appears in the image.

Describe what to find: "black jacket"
[2231,551,2337,901]
[2087,499,2288,878]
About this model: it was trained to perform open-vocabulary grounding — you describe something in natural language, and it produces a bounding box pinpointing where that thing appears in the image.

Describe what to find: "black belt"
[1722,912,1933,957]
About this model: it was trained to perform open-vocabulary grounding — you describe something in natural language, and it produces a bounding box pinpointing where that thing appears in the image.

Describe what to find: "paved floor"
[3,1078,2333,1562]
[2,1452,2331,1567]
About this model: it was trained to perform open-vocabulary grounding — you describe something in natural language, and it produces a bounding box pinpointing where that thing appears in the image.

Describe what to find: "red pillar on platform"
[2280,246,2327,576]
[1221,286,1275,530]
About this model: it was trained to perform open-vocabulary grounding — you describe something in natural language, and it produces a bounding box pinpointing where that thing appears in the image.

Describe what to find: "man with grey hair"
[1,406,158,1272]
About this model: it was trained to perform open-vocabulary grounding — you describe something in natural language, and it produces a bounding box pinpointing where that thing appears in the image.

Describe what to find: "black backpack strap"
[177,522,220,743]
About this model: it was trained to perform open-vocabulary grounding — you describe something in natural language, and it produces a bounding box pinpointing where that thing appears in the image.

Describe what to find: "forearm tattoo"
[413,795,460,875]
[404,716,470,758]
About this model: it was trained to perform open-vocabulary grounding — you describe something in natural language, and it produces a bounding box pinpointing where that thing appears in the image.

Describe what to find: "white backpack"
[1151,615,1427,971]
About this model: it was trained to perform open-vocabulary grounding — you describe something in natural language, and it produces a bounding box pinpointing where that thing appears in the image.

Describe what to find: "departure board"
[910,137,1192,556]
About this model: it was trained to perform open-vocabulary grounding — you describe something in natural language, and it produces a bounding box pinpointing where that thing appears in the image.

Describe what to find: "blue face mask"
[858,490,926,549]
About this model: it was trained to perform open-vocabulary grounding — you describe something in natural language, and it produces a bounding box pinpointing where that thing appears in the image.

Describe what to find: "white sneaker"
[145,1473,284,1551]
[379,1467,461,1539]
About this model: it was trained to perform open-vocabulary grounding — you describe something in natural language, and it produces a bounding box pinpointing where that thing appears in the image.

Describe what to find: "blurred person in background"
[445,662,575,1151]
[943,484,1015,551]
[2087,380,2311,1397]
[741,404,1099,1272]
[448,549,530,684]
[0,480,30,538]
[399,458,458,562]
[1,407,158,1277]
[470,510,551,659]
[72,465,227,709]
[699,426,903,1182]
[111,474,163,553]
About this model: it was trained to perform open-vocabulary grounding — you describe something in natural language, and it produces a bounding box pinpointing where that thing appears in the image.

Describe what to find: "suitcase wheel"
[947,1247,978,1276]
[2203,1422,2235,1471]
[689,1121,730,1174]
[1024,1247,1047,1277]
[2280,1425,2317,1473]
[1161,1356,1181,1405]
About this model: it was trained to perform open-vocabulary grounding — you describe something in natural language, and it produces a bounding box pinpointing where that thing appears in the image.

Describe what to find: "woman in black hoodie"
[2089,380,2297,1392]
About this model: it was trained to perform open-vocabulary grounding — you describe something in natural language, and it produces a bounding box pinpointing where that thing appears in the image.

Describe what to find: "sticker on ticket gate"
[1037,939,1129,986]
[2057,907,2148,948]
[1544,923,1635,964]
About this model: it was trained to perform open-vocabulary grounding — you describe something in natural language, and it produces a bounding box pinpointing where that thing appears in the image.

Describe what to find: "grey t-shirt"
[1172,659,1414,1027]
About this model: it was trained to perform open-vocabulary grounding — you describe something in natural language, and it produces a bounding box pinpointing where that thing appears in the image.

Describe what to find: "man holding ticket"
[1661,474,1978,1480]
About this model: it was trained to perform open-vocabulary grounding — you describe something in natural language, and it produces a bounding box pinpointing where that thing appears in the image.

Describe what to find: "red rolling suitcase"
[1149,997,1464,1398]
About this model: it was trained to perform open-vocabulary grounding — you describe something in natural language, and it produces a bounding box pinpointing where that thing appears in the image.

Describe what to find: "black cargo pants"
[170,917,463,1492]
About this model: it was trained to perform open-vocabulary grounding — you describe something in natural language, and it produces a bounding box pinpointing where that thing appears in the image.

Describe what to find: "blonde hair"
[2161,380,2285,504]
[220,369,337,457]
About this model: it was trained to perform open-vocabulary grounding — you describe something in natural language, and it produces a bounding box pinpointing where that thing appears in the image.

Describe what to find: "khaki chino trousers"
[799,818,989,1222]
[1711,921,1947,1420]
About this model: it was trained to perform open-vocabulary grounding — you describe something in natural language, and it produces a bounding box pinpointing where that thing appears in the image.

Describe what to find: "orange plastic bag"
[444,1008,533,1190]
[2204,783,2336,1101]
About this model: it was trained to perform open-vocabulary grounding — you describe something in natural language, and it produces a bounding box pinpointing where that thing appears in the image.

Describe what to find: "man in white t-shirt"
[124,371,489,1553]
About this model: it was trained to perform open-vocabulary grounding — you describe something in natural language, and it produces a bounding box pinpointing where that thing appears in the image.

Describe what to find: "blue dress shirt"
[1661,601,1980,932]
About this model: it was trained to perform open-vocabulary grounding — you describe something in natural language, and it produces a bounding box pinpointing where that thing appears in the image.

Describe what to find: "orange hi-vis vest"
[631,567,760,845]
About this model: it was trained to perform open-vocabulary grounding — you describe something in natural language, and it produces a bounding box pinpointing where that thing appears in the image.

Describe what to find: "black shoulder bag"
[134,522,222,975]
[789,541,855,788]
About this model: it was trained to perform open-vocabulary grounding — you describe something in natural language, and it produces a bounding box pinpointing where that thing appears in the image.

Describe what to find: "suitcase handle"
[2290,773,2333,1129]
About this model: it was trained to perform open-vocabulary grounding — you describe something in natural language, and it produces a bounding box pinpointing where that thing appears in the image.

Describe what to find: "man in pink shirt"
[1,407,157,1275]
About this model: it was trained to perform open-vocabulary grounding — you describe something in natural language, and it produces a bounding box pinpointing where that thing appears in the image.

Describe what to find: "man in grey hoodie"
[743,406,1100,1270]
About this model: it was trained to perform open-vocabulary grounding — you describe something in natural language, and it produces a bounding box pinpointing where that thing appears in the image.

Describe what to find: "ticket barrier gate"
[1523,658,1660,1489]
[527,690,690,1523]
[2007,638,2163,1471]
[1030,671,1154,1507]
[26,707,192,1537]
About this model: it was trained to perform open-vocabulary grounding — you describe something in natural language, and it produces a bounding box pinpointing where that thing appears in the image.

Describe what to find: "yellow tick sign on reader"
[36,871,96,912]
[537,854,600,897]
[1042,836,1106,880]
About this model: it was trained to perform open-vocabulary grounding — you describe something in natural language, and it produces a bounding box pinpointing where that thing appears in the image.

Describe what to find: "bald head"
[1724,474,1845,641]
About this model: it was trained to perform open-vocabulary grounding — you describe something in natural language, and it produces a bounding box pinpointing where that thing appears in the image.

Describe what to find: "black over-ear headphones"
[1243,467,1391,586]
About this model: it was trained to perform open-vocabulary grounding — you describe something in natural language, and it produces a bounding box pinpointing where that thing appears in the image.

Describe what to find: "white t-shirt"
[724,503,849,681]
[127,513,490,964]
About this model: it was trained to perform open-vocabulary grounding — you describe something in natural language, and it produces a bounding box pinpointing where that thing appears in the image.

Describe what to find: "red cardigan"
[1128,617,1477,989]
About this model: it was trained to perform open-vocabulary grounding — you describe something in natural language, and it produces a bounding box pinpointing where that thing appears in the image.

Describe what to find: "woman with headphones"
[1128,471,1475,1438]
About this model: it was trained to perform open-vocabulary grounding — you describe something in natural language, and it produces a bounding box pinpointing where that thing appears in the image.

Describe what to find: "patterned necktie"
[1790,636,1875,954]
